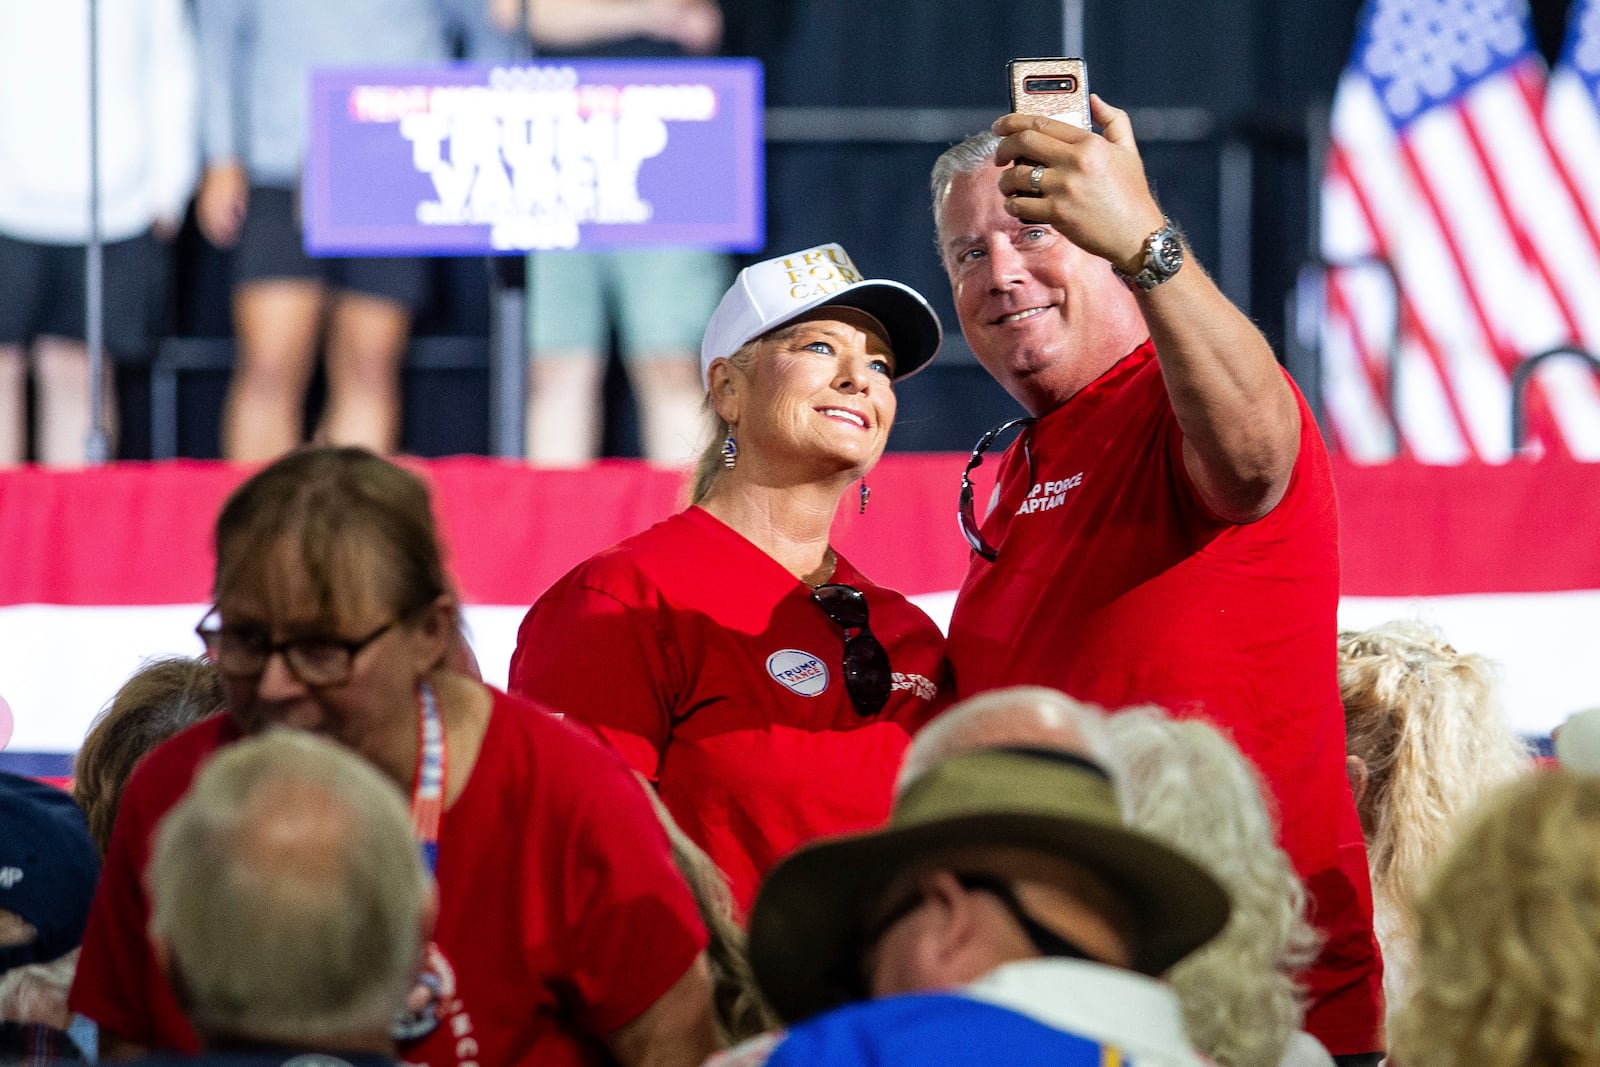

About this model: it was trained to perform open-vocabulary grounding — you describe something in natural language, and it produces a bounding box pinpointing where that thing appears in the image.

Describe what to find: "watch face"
[1152,231,1183,274]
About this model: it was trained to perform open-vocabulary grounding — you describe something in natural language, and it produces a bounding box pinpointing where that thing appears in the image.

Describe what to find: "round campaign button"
[766,649,829,697]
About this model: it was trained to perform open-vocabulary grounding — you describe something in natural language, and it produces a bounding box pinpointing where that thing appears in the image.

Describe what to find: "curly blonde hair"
[1337,621,1531,1009]
[1391,771,1600,1067]
[1103,707,1321,1067]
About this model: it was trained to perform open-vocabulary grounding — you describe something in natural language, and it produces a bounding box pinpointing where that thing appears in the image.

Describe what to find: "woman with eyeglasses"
[510,242,952,914]
[70,447,721,1067]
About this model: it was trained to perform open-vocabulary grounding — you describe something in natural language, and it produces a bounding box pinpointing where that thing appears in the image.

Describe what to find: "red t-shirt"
[509,506,950,914]
[947,342,1382,1055]
[69,688,708,1067]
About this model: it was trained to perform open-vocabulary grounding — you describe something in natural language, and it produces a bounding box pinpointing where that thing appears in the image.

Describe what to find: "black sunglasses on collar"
[811,583,893,716]
[958,416,1037,562]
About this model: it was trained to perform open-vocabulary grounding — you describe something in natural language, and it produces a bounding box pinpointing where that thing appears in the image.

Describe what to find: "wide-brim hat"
[699,242,943,387]
[747,747,1231,1024]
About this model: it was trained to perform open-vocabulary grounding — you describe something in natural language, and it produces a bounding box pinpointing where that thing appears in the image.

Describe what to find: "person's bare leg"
[320,290,409,455]
[223,280,325,461]
[0,344,27,466]
[525,349,605,465]
[626,352,708,466]
[34,336,116,467]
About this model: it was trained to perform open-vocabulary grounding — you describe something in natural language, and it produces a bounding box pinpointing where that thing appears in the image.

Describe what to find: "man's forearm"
[604,953,722,1067]
[1140,255,1301,523]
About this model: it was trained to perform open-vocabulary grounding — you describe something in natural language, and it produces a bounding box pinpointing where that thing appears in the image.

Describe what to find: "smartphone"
[1008,57,1090,129]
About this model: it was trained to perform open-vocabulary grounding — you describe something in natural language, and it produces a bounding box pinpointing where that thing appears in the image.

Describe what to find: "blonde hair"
[1104,707,1319,1067]
[150,731,427,1044]
[640,782,779,1042]
[689,341,759,505]
[1337,621,1531,1008]
[1391,771,1600,1067]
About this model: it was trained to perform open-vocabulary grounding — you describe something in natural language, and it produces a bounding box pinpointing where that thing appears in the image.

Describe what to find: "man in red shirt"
[930,98,1383,1061]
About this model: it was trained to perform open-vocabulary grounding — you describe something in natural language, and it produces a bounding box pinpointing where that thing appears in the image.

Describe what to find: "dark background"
[125,0,1580,459]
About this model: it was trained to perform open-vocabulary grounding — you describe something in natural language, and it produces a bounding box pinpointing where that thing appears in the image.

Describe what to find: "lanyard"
[411,679,446,874]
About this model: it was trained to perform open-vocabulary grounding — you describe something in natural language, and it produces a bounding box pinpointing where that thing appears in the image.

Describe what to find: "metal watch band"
[1113,217,1183,293]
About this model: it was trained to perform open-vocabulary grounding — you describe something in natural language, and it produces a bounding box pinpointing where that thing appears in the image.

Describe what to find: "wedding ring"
[1028,163,1045,195]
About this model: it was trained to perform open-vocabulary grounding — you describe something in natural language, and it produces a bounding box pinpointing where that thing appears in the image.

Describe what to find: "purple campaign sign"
[304,59,764,256]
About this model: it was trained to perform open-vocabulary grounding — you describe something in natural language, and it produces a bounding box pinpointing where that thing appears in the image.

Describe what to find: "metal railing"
[1511,346,1600,455]
[1289,260,1600,460]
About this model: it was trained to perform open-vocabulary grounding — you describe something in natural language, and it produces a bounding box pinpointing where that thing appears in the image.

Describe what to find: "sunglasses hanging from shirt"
[811,583,893,716]
[959,416,1037,562]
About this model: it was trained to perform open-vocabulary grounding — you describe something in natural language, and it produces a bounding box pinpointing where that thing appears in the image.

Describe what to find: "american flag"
[1545,3,1600,338]
[1319,0,1600,462]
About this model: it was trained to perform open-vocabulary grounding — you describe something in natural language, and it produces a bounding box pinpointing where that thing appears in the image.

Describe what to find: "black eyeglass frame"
[810,582,893,717]
[836,870,1095,1003]
[959,416,1037,562]
[195,608,403,687]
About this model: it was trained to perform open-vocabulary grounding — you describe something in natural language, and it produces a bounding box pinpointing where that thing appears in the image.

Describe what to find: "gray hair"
[929,131,1002,256]
[897,685,1113,794]
[1103,707,1320,1067]
[149,731,428,1045]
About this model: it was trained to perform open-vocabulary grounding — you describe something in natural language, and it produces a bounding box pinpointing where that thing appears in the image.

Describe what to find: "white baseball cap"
[700,242,943,387]
[1555,707,1600,773]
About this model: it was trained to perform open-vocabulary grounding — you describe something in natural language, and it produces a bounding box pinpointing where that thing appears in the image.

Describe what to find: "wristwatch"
[1114,217,1184,293]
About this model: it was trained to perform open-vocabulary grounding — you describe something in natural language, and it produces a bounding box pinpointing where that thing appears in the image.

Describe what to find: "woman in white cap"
[510,242,950,915]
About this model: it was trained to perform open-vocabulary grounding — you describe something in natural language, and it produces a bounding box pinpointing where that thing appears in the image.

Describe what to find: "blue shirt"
[714,959,1210,1067]
[764,993,1120,1067]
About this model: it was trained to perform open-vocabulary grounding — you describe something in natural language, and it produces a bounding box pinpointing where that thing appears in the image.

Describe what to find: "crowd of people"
[3,83,1595,1067]
[0,0,727,467]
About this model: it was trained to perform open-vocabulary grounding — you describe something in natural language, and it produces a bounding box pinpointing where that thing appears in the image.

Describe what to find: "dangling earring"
[859,478,871,514]
[721,430,738,470]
